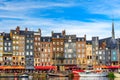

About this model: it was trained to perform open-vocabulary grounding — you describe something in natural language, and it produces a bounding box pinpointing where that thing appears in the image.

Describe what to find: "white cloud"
[0,1,75,11]
[0,17,118,40]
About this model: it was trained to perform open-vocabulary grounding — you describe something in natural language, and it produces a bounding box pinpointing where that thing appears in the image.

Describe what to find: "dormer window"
[14,32,16,34]
[48,39,50,42]
[6,38,9,40]
[57,35,59,38]
[43,39,45,42]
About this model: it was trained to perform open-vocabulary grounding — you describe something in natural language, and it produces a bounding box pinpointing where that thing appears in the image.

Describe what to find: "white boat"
[79,71,108,77]
[79,77,108,80]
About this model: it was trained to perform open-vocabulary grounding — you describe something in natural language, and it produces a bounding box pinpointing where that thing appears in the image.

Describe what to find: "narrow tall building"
[64,35,76,69]
[92,37,99,67]
[34,29,41,66]
[0,33,4,66]
[25,28,34,70]
[3,33,12,66]
[40,37,53,66]
[52,30,65,70]
[86,41,92,67]
[76,35,86,69]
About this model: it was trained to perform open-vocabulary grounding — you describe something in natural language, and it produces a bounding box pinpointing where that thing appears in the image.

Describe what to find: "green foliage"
[108,72,116,79]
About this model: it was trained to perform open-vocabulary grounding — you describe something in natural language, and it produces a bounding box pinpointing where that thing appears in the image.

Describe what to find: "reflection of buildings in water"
[79,77,108,80]
[115,78,120,80]
[48,77,69,80]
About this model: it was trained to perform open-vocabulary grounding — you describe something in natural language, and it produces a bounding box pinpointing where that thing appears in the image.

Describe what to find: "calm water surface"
[0,77,120,80]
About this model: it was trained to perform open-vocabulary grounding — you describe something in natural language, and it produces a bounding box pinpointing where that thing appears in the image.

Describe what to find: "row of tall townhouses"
[0,24,119,71]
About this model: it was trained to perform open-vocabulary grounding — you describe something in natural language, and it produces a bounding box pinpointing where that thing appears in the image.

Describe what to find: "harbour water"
[0,77,120,80]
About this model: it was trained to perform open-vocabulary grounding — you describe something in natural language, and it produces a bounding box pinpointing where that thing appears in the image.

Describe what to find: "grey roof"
[86,40,92,44]
[52,33,63,38]
[41,37,52,42]
[76,37,86,41]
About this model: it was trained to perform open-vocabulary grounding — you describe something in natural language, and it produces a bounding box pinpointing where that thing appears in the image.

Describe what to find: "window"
[99,56,102,60]
[68,39,72,42]
[0,57,2,61]
[26,52,29,55]
[26,45,29,49]
[82,44,84,47]
[77,49,80,52]
[4,47,7,51]
[68,49,73,53]
[4,43,7,46]
[78,54,80,58]
[65,44,68,47]
[57,42,59,45]
[48,49,50,52]
[0,53,2,56]
[57,35,59,38]
[53,42,55,45]
[35,37,37,40]
[53,48,55,51]
[30,52,33,55]
[57,48,59,51]
[8,43,11,46]
[61,48,63,51]
[27,40,29,43]
[8,47,11,51]
[68,54,72,58]
[61,42,63,45]
[45,49,47,52]
[78,44,80,47]
[38,38,40,41]
[0,47,3,50]
[16,41,19,44]
[30,46,33,49]
[16,46,19,50]
[30,40,33,43]
[82,49,85,53]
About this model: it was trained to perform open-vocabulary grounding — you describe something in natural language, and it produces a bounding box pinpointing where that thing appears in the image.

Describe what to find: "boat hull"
[79,72,108,77]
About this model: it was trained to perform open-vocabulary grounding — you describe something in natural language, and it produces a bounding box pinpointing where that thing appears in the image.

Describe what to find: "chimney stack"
[16,26,20,33]
[25,28,28,32]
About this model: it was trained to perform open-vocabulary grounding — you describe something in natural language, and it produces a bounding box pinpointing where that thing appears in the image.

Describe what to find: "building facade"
[34,29,41,66]
[86,41,92,66]
[3,33,12,66]
[0,33,4,66]
[40,37,53,66]
[92,37,99,67]
[64,35,76,67]
[52,30,65,70]
[25,28,34,70]
[76,35,86,69]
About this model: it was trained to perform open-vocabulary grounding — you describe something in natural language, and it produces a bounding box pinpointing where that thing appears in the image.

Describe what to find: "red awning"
[34,66,56,70]
[0,66,4,69]
[107,66,120,69]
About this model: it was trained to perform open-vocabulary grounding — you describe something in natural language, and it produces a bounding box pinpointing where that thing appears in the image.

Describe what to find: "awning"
[34,66,56,70]
[3,66,25,69]
[106,66,120,69]
[0,66,4,69]
[101,65,108,69]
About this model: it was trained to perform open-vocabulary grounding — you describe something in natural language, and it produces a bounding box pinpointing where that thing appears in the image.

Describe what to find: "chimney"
[25,28,28,32]
[62,30,66,36]
[51,31,54,36]
[84,34,86,40]
[16,26,20,33]
[38,28,41,35]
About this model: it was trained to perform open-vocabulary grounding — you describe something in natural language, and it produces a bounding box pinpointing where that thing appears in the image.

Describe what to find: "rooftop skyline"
[0,0,120,40]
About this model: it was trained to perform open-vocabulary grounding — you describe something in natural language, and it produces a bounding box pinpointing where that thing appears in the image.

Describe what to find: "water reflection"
[0,77,120,80]
[48,77,117,80]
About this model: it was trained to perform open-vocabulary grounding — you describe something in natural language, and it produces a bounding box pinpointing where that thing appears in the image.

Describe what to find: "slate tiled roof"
[41,37,52,42]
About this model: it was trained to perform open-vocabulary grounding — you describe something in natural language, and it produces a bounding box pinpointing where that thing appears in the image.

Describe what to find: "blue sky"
[0,0,120,40]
